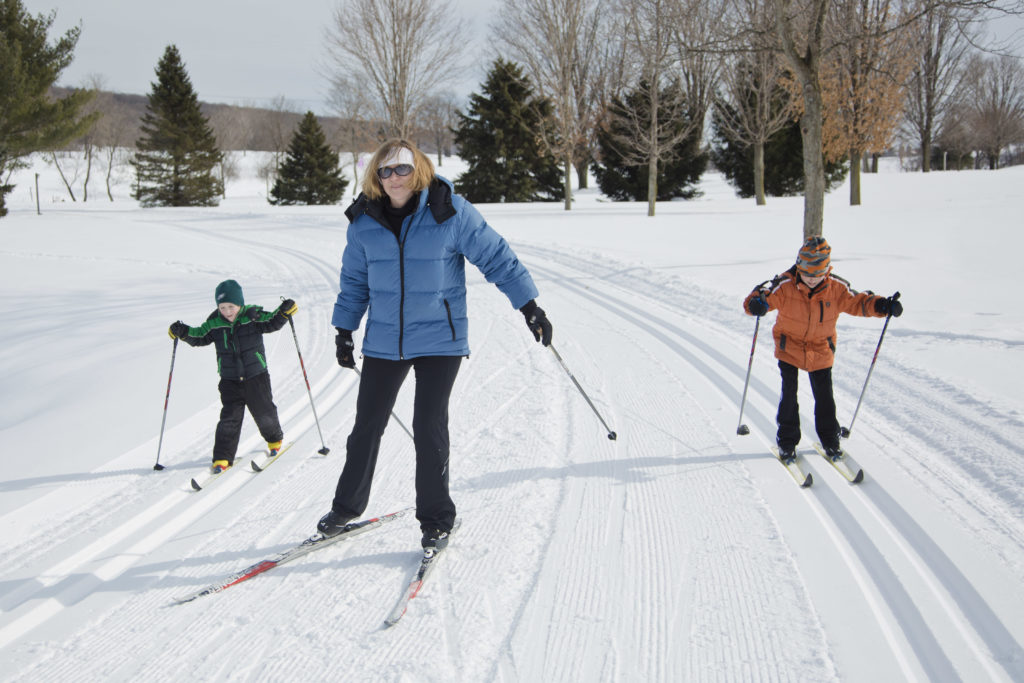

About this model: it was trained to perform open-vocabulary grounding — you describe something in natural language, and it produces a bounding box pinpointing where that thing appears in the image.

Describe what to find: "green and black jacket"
[179,305,288,380]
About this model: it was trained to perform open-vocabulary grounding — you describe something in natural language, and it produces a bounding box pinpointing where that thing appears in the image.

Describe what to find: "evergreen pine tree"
[269,112,347,205]
[0,0,96,217]
[133,45,223,207]
[593,82,707,202]
[453,59,563,203]
[711,108,847,198]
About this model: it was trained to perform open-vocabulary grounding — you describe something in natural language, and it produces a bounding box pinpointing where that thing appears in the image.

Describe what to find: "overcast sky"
[24,0,500,115]
[23,0,1024,117]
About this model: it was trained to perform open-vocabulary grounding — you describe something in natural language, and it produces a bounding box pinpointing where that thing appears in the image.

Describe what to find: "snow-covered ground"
[1,152,1022,681]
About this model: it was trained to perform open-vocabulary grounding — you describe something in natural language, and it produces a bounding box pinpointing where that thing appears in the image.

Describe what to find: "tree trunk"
[575,159,589,189]
[754,142,766,206]
[647,154,658,217]
[105,147,115,201]
[83,147,93,202]
[799,96,826,238]
[50,152,77,202]
[563,154,572,211]
[921,129,932,172]
[849,150,861,206]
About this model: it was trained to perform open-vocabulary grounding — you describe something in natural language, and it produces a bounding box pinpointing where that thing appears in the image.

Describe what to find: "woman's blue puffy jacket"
[332,177,538,360]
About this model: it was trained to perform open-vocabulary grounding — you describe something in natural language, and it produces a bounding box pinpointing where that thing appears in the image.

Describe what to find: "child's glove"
[747,296,769,317]
[520,299,553,346]
[874,297,903,317]
[335,328,356,368]
[168,321,189,339]
[280,299,297,317]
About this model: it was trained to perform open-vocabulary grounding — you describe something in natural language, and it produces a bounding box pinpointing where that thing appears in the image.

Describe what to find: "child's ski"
[770,448,813,487]
[189,461,244,491]
[813,442,865,483]
[250,442,294,472]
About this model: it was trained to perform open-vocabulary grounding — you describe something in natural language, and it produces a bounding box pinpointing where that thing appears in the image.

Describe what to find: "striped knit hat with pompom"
[796,236,831,277]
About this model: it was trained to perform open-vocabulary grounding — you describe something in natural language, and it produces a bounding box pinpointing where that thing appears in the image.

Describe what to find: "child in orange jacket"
[743,236,902,460]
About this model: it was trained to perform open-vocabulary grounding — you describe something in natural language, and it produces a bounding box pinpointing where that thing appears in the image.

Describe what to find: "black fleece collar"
[344,178,456,226]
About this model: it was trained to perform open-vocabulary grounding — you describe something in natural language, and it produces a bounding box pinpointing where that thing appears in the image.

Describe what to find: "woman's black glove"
[335,328,356,368]
[520,300,553,346]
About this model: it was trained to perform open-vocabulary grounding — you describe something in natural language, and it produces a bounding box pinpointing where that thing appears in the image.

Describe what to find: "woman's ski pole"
[549,344,617,440]
[286,315,330,455]
[736,315,760,435]
[352,367,415,441]
[841,291,900,438]
[153,337,178,471]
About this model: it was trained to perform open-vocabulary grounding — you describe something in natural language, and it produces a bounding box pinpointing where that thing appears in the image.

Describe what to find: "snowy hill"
[1,155,1022,681]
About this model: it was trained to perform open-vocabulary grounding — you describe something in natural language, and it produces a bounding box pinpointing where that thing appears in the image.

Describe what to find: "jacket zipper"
[397,217,411,359]
[444,299,456,340]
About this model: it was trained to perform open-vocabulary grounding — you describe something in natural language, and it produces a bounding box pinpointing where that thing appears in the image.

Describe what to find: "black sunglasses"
[377,164,414,179]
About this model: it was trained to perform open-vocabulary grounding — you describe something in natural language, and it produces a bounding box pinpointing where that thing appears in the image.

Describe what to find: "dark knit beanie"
[215,279,244,306]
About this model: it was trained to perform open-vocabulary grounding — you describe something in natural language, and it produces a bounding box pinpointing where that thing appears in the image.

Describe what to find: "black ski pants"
[331,355,462,533]
[214,372,284,464]
[776,360,841,451]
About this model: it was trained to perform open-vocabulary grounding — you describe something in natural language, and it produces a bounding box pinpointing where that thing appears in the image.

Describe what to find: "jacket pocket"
[780,334,787,351]
[443,299,456,340]
[827,336,835,353]
[256,351,267,369]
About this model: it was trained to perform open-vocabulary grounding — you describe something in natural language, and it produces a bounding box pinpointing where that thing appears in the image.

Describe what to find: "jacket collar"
[345,177,456,225]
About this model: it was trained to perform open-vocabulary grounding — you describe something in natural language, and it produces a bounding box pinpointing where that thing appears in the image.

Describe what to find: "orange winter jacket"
[743,267,885,372]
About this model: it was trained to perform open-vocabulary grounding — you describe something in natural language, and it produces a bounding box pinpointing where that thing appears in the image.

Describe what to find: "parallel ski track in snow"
[3,229,1022,681]
[517,242,1023,682]
[0,224,358,656]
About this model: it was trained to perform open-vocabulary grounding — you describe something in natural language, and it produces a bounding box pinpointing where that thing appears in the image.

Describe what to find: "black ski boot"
[421,527,451,552]
[317,510,353,538]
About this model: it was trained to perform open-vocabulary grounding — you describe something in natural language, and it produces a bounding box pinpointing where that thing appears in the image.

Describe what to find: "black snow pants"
[331,355,462,533]
[213,372,284,464]
[776,360,841,452]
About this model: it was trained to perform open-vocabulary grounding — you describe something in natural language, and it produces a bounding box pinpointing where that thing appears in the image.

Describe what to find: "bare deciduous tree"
[902,4,977,171]
[713,0,796,205]
[964,52,1024,168]
[494,0,606,210]
[604,0,700,215]
[327,74,378,197]
[418,92,460,166]
[324,0,467,139]
[209,106,251,197]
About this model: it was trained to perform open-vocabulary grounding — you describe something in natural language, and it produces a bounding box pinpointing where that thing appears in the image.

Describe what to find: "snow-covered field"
[1,152,1022,681]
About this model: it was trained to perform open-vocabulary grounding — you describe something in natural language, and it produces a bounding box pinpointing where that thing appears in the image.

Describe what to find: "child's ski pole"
[736,315,760,435]
[841,291,900,438]
[154,337,178,470]
[286,315,330,455]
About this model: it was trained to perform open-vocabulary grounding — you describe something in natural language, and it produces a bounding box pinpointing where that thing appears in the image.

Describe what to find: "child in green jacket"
[169,279,297,473]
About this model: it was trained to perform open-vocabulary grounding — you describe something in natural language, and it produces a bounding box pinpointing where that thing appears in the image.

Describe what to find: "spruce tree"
[593,83,707,202]
[453,59,563,203]
[133,45,222,207]
[0,0,96,217]
[711,112,847,198]
[269,112,347,205]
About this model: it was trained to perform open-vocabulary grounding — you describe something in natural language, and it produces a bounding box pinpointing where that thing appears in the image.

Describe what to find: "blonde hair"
[361,139,436,201]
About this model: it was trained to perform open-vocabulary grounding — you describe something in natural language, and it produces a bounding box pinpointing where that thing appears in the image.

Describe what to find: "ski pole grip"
[890,291,900,302]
